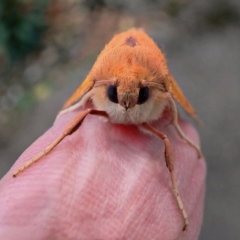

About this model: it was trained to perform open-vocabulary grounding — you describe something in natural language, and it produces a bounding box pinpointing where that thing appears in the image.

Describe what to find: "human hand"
[0,111,206,240]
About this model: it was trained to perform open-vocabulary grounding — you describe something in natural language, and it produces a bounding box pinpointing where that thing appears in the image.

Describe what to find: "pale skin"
[0,110,206,240]
[11,83,202,231]
[0,29,206,239]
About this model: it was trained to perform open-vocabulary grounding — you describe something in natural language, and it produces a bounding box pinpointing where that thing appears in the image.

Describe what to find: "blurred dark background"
[0,0,240,239]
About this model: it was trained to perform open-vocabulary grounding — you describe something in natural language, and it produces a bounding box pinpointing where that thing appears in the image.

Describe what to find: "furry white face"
[91,86,168,124]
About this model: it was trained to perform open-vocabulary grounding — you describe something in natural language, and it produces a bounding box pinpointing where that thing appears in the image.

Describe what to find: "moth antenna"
[167,93,203,158]
[169,75,202,125]
[57,90,95,119]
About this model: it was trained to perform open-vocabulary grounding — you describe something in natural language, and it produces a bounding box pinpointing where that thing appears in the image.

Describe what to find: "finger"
[0,111,206,240]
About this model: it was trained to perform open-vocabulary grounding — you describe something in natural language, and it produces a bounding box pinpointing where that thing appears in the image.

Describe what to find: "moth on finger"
[13,29,203,231]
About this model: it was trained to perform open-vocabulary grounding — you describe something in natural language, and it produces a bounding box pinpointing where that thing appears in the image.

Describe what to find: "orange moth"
[13,29,202,231]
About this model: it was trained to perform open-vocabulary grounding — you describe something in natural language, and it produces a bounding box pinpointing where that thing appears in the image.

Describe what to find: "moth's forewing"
[169,75,199,121]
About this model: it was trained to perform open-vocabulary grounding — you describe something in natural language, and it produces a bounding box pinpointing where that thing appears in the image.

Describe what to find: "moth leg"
[141,123,189,231]
[167,94,203,158]
[13,109,108,177]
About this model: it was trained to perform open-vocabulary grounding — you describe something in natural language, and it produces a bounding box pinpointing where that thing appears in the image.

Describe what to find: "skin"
[0,110,206,240]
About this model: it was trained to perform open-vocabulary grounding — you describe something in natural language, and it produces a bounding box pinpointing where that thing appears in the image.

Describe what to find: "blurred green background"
[1,0,240,239]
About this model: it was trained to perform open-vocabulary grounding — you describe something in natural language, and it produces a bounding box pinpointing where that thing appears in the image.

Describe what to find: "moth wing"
[61,75,94,110]
[169,75,201,124]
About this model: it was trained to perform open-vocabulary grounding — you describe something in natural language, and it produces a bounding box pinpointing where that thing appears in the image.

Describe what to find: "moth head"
[107,84,150,110]
[91,77,168,124]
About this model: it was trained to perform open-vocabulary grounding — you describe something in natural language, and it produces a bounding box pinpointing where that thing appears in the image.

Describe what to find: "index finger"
[0,111,206,240]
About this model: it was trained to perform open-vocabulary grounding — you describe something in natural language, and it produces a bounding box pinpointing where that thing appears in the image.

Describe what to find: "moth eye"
[107,85,118,103]
[137,86,150,105]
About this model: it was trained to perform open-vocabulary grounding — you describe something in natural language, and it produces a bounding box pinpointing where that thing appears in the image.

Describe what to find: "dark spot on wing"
[125,36,137,47]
